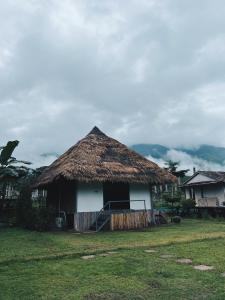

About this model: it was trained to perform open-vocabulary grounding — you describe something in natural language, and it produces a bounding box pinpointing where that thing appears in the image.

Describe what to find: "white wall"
[129,184,151,210]
[76,182,103,212]
[76,182,152,212]
[198,185,225,205]
[185,188,190,199]
[194,187,202,200]
[185,184,225,206]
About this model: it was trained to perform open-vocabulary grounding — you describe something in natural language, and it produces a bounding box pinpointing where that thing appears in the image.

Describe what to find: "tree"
[165,160,189,184]
[16,166,49,230]
[162,190,182,215]
[162,160,189,215]
[0,140,31,212]
[165,160,180,174]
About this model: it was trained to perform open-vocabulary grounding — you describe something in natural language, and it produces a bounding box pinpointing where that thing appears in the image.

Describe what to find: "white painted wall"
[185,188,189,199]
[76,182,152,212]
[76,182,103,212]
[194,187,202,200]
[187,174,214,184]
[129,184,151,210]
[185,184,225,206]
[198,185,225,205]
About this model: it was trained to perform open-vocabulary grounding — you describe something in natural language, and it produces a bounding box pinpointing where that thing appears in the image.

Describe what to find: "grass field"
[1,219,225,299]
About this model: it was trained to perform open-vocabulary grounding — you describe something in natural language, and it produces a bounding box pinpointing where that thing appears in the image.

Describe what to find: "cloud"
[148,149,225,176]
[1,0,225,166]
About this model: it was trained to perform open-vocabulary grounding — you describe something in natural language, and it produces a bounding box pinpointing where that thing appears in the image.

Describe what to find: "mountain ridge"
[131,144,225,165]
[39,144,225,172]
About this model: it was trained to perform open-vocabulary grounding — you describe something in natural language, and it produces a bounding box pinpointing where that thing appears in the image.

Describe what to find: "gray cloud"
[1,0,225,166]
[148,149,225,176]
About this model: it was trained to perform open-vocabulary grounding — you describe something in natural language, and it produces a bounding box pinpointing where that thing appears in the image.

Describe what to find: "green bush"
[181,198,196,216]
[199,209,210,219]
[16,188,52,231]
[181,199,196,210]
[18,206,52,231]
[33,207,52,231]
[171,216,182,224]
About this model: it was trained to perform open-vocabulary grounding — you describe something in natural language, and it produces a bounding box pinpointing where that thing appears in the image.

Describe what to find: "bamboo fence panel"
[74,211,98,231]
[110,211,150,231]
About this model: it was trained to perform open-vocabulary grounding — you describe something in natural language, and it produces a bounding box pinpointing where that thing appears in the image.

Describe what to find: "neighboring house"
[34,127,176,231]
[0,183,19,202]
[32,189,47,199]
[5,184,20,200]
[182,171,225,207]
[31,189,47,208]
[0,184,19,214]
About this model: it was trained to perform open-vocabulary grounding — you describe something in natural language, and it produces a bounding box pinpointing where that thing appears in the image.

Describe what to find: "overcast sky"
[1,0,225,165]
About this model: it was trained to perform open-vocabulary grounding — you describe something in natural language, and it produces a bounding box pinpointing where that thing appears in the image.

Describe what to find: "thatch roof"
[34,127,176,187]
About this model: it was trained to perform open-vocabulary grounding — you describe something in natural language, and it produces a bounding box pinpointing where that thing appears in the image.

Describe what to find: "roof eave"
[182,181,224,187]
[33,175,176,189]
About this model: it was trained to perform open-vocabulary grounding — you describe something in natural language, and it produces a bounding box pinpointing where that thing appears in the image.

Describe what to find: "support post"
[144,199,147,211]
[149,184,156,225]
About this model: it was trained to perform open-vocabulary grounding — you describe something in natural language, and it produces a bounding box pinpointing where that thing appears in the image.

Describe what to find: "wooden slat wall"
[74,212,98,231]
[110,210,151,231]
[74,210,152,232]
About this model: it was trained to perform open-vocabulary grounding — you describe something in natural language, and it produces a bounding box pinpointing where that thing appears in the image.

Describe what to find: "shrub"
[181,198,196,216]
[18,206,53,231]
[171,216,182,224]
[16,187,52,231]
[199,209,210,219]
[33,207,52,231]
[181,199,196,210]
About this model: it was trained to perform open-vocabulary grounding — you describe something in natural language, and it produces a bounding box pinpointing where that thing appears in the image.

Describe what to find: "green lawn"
[1,219,225,299]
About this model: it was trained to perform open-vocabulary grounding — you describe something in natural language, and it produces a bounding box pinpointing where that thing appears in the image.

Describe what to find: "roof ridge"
[88,126,106,136]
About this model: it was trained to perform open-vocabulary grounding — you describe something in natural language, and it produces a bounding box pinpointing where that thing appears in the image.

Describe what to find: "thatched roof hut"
[35,126,175,187]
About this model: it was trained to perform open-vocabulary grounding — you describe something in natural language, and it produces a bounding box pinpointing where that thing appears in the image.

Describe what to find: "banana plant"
[0,141,31,209]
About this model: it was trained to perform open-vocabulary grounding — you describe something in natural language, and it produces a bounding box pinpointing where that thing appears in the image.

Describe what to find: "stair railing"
[95,201,111,231]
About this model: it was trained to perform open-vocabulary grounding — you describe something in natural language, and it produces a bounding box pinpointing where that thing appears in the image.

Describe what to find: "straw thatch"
[34,127,176,187]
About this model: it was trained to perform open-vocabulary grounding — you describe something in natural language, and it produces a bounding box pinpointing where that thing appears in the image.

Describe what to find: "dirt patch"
[84,291,143,300]
[176,258,193,264]
[81,255,95,260]
[221,272,225,277]
[160,254,174,258]
[145,249,157,253]
[193,265,214,271]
